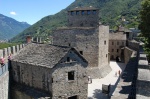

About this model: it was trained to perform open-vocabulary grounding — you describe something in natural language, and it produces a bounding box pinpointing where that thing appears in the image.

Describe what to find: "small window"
[104,41,106,45]
[76,11,79,15]
[117,49,119,53]
[67,57,70,62]
[112,42,114,45]
[68,71,74,80]
[81,11,84,15]
[51,78,53,83]
[122,42,124,46]
[93,10,96,14]
[79,51,83,55]
[87,10,90,15]
[71,11,74,15]
[117,42,119,45]
[68,43,71,46]
[106,54,107,58]
[112,49,114,52]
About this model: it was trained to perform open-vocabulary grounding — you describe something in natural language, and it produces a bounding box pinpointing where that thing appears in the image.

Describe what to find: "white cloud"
[10,11,17,15]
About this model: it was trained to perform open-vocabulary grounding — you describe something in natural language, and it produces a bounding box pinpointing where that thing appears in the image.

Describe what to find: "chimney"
[26,35,31,43]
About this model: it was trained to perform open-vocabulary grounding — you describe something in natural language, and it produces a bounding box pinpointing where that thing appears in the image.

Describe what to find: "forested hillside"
[12,0,141,42]
[0,14,30,40]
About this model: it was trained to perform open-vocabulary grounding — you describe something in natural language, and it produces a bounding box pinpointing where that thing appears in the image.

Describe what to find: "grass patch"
[0,43,18,49]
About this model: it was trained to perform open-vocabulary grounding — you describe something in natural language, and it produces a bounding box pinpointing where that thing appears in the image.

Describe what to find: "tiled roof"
[109,32,126,40]
[12,43,71,68]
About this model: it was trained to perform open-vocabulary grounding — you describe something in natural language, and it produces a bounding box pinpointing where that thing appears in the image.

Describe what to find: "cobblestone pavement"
[88,61,126,99]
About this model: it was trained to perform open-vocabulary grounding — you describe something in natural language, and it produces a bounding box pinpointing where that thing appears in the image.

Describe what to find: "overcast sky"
[0,0,75,25]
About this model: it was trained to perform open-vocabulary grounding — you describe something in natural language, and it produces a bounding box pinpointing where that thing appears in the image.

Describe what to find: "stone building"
[109,32,126,61]
[11,43,88,99]
[109,26,134,62]
[52,7,111,78]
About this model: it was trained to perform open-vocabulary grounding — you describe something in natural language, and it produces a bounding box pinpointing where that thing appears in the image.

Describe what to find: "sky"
[0,0,75,25]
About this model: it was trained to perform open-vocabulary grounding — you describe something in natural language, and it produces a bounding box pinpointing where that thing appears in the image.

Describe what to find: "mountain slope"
[12,0,141,42]
[0,14,30,40]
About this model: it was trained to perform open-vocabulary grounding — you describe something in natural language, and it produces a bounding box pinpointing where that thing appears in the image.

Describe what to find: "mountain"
[0,14,30,40]
[11,0,141,42]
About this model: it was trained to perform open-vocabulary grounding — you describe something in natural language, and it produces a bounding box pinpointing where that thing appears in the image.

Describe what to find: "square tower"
[68,6,99,27]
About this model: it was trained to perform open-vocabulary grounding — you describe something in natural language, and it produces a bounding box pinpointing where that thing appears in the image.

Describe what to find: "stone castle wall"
[11,61,52,93]
[0,44,25,99]
[68,10,99,27]
[98,25,109,67]
[53,28,99,67]
[128,40,140,51]
[0,71,9,99]
[0,44,25,58]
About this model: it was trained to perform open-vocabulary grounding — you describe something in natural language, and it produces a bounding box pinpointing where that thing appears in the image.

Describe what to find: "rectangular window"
[76,11,79,15]
[71,11,74,15]
[122,42,124,46]
[87,10,90,15]
[117,49,119,53]
[67,57,70,62]
[112,49,114,52]
[93,10,96,14]
[117,42,119,45]
[68,71,74,80]
[112,42,114,45]
[81,11,84,15]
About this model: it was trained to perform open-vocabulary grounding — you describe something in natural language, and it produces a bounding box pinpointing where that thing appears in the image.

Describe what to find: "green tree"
[139,0,150,62]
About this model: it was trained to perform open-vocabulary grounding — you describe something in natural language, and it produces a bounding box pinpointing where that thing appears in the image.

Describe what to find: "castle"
[52,6,111,78]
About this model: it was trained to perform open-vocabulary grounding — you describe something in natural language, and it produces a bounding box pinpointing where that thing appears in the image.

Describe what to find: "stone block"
[3,48,8,58]
[0,50,3,58]
[7,47,11,55]
[11,46,16,54]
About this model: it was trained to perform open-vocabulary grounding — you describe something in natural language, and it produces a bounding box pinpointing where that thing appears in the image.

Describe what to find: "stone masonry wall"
[109,40,126,60]
[51,50,88,99]
[124,47,134,64]
[0,71,9,99]
[53,28,99,67]
[98,25,109,67]
[128,40,140,51]
[68,10,99,27]
[11,61,52,93]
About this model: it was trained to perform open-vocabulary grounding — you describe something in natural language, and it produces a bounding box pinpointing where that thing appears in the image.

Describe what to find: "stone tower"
[52,7,111,78]
[68,6,99,27]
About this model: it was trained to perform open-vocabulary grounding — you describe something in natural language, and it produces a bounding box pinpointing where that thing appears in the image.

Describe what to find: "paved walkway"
[88,61,126,99]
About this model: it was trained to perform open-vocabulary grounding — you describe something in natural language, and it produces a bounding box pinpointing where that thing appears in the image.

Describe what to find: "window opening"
[68,71,75,80]
[79,51,83,55]
[67,57,70,62]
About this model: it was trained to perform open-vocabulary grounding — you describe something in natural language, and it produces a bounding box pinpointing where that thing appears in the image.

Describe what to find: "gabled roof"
[68,6,99,11]
[12,43,87,68]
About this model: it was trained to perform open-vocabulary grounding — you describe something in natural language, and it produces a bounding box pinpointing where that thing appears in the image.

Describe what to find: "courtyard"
[88,61,126,99]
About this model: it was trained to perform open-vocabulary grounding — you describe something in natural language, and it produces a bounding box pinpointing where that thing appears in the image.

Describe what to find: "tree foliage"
[139,0,150,61]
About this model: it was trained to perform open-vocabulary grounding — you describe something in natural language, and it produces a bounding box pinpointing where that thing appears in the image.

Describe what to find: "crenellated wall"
[0,43,25,99]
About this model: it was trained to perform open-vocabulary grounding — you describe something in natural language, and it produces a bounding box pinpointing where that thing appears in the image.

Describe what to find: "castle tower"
[68,6,99,27]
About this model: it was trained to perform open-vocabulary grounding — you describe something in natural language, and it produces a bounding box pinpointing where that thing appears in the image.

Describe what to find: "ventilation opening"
[68,95,78,99]
[68,71,74,80]
[67,57,70,62]
[104,41,106,45]
[79,51,83,55]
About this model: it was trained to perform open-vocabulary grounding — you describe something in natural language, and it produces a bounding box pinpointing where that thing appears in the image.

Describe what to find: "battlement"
[68,6,99,27]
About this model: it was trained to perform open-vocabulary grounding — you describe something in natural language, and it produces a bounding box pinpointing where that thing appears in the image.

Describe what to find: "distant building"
[11,43,88,99]
[109,32,126,61]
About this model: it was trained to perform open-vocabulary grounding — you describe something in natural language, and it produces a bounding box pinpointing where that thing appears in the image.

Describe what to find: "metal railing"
[0,63,9,76]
